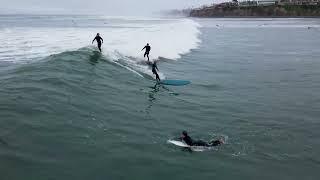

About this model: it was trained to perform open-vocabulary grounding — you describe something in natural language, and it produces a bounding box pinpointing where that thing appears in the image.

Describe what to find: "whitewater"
[0,15,201,78]
[1,15,320,180]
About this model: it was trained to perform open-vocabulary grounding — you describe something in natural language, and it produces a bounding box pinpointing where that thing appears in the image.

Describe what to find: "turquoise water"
[0,16,320,179]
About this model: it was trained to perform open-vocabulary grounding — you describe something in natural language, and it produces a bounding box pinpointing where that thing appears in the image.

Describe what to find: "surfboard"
[159,80,191,86]
[167,140,190,148]
[167,140,213,152]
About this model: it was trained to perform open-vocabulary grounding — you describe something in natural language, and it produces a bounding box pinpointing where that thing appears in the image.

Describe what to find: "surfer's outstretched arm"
[92,38,96,44]
[141,46,146,51]
[101,37,104,43]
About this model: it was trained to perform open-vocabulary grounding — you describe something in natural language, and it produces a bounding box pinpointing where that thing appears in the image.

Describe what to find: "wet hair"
[182,131,188,136]
[97,33,100,36]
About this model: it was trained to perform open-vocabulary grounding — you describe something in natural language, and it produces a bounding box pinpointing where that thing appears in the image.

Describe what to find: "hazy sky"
[0,0,224,15]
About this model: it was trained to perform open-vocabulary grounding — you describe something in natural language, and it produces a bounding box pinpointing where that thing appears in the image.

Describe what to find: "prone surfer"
[180,131,223,147]
[152,62,160,81]
[92,33,103,52]
[141,43,151,61]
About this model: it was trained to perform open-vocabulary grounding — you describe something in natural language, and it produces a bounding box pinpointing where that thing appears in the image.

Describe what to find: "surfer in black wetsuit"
[141,43,151,61]
[152,62,160,81]
[180,131,223,147]
[92,33,103,52]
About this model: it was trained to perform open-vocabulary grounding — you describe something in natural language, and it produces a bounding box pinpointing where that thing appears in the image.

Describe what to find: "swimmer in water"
[180,131,223,147]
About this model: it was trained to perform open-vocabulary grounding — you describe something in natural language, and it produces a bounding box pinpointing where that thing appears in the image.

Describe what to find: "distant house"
[257,0,279,6]
[217,2,238,7]
[238,0,320,6]
[239,1,258,6]
[279,0,320,5]
[238,0,278,7]
[239,0,278,6]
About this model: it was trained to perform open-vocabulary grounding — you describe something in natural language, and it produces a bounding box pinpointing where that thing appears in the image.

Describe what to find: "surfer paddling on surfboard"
[152,62,160,81]
[141,43,151,61]
[180,131,223,147]
[92,33,103,52]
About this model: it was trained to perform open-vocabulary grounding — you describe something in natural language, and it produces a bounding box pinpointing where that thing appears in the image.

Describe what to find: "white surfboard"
[167,140,190,148]
[167,140,211,152]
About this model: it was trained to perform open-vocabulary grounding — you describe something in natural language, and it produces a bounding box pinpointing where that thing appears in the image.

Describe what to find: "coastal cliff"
[190,5,320,17]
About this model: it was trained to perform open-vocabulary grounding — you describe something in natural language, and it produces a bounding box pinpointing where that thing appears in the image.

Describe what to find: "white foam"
[105,18,201,61]
[0,17,201,77]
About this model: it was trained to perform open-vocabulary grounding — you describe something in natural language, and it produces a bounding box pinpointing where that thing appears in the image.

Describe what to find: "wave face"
[0,15,201,77]
[0,16,203,177]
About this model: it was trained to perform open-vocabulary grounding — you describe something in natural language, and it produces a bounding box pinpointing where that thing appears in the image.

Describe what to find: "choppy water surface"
[0,16,320,180]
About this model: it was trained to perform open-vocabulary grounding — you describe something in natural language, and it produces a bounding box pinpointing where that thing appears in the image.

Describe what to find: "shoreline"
[189,16,320,18]
[189,4,320,18]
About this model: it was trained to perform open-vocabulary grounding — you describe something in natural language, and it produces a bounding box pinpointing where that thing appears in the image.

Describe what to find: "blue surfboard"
[159,80,191,86]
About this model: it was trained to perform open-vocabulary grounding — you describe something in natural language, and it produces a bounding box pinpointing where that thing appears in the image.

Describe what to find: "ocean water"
[0,15,320,179]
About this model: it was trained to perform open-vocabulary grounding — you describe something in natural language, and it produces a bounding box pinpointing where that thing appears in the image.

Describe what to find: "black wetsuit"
[142,45,151,61]
[182,135,222,147]
[152,63,160,81]
[182,135,193,146]
[93,36,103,52]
